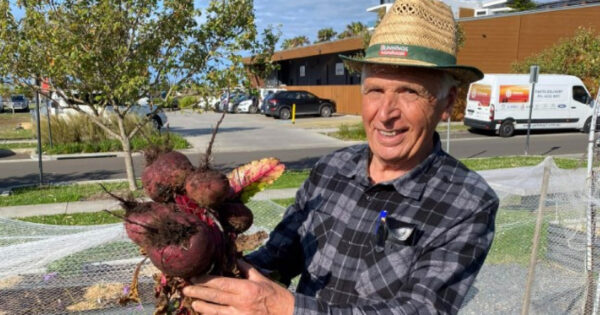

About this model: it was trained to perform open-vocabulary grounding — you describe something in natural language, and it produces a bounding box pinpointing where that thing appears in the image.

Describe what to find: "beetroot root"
[124,202,173,246]
[145,211,221,278]
[142,151,194,203]
[185,169,230,209]
[219,202,254,233]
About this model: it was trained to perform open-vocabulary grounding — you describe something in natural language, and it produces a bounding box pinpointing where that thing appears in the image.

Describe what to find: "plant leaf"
[227,157,285,202]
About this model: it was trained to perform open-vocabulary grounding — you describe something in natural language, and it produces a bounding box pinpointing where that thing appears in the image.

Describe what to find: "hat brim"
[340,54,483,85]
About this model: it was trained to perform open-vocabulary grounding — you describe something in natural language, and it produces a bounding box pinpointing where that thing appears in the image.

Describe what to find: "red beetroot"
[219,202,254,233]
[185,169,230,209]
[142,151,194,203]
[145,211,221,278]
[124,202,173,246]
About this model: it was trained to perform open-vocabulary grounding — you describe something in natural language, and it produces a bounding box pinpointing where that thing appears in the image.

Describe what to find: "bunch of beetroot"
[110,114,285,314]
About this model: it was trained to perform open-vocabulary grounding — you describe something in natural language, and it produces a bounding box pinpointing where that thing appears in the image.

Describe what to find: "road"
[0,111,592,190]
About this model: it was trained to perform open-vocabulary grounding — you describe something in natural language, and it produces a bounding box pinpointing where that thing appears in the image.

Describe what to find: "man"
[183,0,498,313]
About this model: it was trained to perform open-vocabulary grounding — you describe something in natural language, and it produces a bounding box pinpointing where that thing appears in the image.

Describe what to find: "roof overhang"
[244,37,365,64]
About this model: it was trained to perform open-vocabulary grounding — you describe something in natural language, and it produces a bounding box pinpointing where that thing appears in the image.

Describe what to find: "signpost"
[41,78,53,147]
[34,83,44,186]
[525,65,539,156]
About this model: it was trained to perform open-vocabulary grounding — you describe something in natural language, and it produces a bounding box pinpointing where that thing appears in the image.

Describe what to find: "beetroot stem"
[203,111,226,169]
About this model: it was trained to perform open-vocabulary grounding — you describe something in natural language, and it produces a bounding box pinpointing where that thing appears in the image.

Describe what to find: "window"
[335,63,345,76]
[300,65,306,77]
[573,86,590,104]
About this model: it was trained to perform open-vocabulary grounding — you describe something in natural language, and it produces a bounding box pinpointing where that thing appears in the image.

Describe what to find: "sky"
[253,0,377,46]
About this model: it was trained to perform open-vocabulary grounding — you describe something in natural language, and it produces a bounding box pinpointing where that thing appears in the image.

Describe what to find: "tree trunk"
[117,117,138,191]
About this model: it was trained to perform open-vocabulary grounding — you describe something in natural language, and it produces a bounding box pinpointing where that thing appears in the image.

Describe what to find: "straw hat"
[340,0,483,84]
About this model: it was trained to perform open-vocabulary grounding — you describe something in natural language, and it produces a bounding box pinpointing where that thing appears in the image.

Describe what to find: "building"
[249,2,600,115]
[366,0,512,19]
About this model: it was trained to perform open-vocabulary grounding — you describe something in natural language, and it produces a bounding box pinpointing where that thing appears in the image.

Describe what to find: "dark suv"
[265,90,336,120]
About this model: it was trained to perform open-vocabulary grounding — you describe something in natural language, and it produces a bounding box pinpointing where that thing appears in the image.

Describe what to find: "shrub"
[512,27,600,97]
[37,113,190,154]
[38,113,156,145]
[177,96,198,109]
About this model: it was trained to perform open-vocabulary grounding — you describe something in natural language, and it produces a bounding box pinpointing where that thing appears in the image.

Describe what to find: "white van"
[464,74,594,137]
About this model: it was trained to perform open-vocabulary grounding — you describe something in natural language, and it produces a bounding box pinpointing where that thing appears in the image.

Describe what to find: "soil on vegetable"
[235,231,268,252]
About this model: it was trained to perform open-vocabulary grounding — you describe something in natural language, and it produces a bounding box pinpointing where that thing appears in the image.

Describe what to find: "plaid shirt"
[246,135,498,314]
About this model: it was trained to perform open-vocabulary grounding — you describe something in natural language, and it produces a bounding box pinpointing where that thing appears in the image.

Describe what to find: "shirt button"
[365,195,371,201]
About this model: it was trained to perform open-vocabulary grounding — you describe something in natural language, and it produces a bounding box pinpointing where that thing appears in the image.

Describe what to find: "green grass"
[0,142,36,150]
[0,181,144,207]
[462,156,583,171]
[331,123,366,140]
[42,132,189,154]
[0,112,35,139]
[330,122,469,141]
[269,170,310,189]
[485,209,548,265]
[46,241,140,276]
[19,210,125,225]
[271,198,295,208]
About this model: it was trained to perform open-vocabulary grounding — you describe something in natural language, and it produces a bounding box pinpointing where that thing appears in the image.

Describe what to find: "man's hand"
[182,259,294,315]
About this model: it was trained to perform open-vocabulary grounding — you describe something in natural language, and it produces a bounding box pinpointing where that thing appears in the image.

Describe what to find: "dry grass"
[66,282,124,311]
[0,275,23,290]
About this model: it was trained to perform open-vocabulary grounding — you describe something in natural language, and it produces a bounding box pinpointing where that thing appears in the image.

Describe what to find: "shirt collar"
[338,133,444,200]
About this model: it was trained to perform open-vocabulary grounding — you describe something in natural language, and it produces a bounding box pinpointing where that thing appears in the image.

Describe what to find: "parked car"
[261,93,276,115]
[7,95,30,112]
[50,92,167,129]
[258,87,286,105]
[217,91,243,113]
[232,94,259,113]
[265,90,336,120]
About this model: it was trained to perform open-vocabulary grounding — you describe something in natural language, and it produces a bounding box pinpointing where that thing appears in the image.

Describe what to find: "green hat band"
[365,44,456,66]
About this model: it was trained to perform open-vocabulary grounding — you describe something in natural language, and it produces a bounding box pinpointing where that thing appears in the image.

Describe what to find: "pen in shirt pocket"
[374,210,388,252]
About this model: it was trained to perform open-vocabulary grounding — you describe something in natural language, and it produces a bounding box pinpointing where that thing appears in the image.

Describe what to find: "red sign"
[41,78,50,93]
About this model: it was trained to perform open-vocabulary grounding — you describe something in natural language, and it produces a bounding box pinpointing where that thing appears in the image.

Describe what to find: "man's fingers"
[189,275,252,295]
[237,259,266,281]
[189,299,233,315]
[182,284,236,305]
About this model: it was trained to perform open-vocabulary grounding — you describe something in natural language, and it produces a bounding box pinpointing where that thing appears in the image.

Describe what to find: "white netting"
[0,200,284,315]
[460,157,596,315]
[2,161,600,314]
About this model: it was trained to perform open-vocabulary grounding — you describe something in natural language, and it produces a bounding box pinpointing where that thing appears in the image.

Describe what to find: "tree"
[338,21,368,39]
[511,27,600,97]
[0,0,272,191]
[246,27,281,88]
[507,0,537,11]
[315,28,337,43]
[281,36,310,50]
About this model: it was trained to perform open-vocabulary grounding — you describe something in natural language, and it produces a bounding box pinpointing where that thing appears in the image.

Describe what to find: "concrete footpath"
[0,187,298,218]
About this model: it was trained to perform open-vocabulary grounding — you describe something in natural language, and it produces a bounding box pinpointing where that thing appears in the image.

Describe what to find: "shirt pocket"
[355,242,416,300]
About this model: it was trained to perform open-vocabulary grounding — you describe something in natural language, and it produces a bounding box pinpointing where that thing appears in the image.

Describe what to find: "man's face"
[361,66,454,170]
